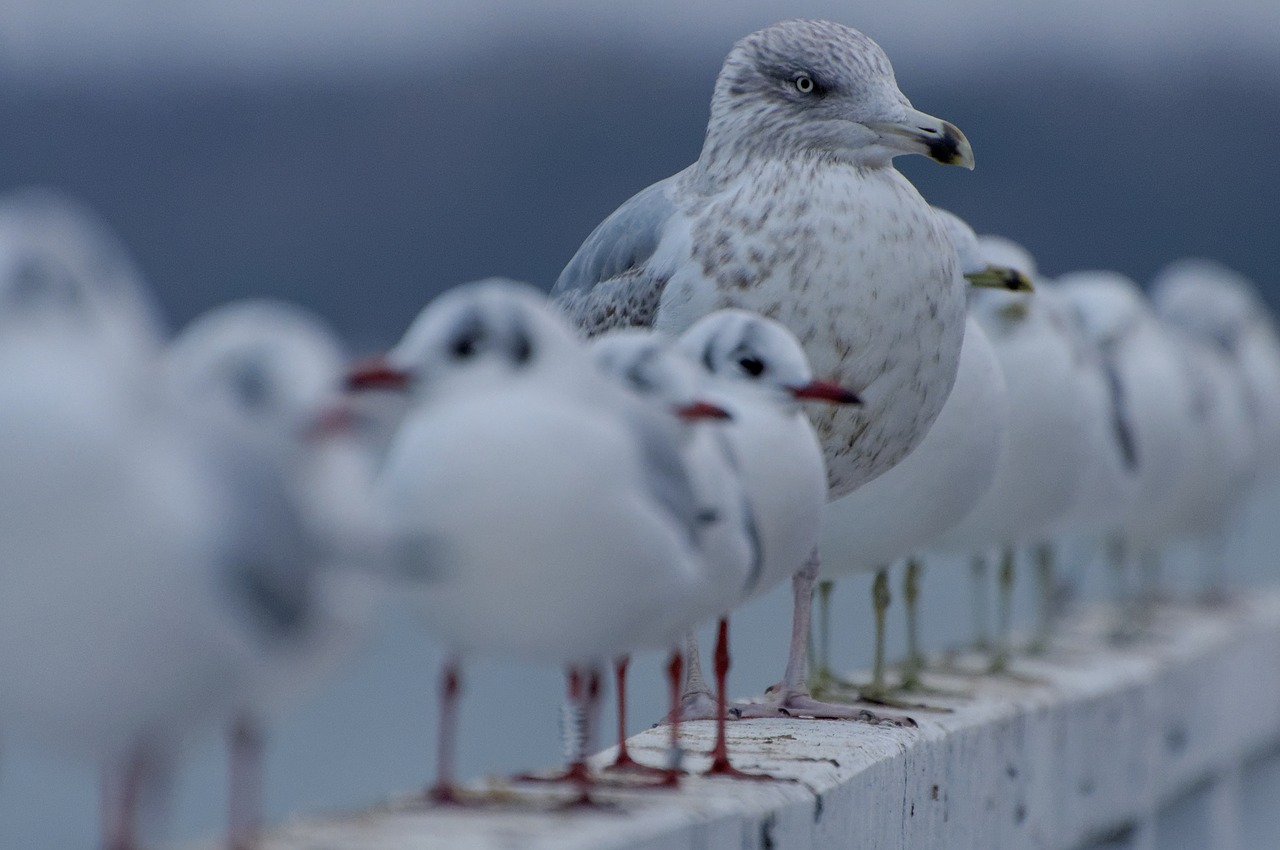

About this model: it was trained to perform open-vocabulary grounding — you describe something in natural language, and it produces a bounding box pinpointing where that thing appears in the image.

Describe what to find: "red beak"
[674,400,733,421]
[789,379,861,405]
[302,404,358,442]
[346,356,410,392]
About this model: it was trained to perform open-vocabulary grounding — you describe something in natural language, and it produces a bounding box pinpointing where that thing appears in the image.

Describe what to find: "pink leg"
[428,658,463,804]
[228,716,265,850]
[736,551,916,727]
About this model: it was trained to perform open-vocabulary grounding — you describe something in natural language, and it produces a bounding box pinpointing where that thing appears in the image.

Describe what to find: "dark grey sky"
[4,0,1279,82]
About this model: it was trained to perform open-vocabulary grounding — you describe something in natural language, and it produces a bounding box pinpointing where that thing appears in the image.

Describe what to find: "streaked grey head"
[1150,259,1261,354]
[168,300,346,438]
[592,330,703,409]
[384,278,584,400]
[700,20,973,175]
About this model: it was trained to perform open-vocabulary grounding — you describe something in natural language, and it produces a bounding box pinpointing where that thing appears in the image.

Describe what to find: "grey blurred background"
[2,1,1280,847]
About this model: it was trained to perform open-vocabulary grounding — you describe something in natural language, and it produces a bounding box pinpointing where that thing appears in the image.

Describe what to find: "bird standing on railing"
[1056,271,1199,635]
[1149,271,1258,599]
[165,300,388,850]
[552,17,975,720]
[929,239,1091,671]
[673,311,873,728]
[589,329,756,780]
[347,280,724,804]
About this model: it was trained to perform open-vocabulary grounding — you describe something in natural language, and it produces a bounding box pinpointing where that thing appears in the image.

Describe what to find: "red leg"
[610,657,636,768]
[427,659,463,804]
[101,754,143,850]
[604,656,669,778]
[228,716,265,850]
[662,649,683,787]
[704,618,770,780]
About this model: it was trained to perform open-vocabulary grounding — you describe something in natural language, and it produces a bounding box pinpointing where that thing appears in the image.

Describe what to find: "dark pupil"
[739,356,765,377]
[452,333,479,359]
[511,330,533,365]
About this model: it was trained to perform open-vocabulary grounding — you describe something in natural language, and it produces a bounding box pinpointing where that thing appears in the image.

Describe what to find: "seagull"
[1056,271,1199,629]
[165,300,387,848]
[929,239,1091,670]
[0,202,226,850]
[552,18,974,499]
[1148,275,1258,598]
[590,330,758,779]
[1151,260,1280,483]
[671,310,886,724]
[1037,282,1141,634]
[814,208,1018,702]
[346,279,715,803]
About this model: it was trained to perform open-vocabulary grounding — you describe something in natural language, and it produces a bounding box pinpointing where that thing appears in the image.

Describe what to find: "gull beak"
[789,380,862,405]
[966,265,1035,293]
[675,400,733,421]
[302,402,359,442]
[346,355,411,392]
[865,108,975,169]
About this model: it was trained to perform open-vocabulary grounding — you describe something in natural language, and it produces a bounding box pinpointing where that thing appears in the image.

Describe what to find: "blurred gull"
[0,199,225,850]
[1040,282,1141,630]
[347,280,714,803]
[1151,260,1280,483]
[552,18,973,498]
[165,300,387,848]
[930,238,1090,670]
[1148,274,1258,598]
[1057,271,1198,630]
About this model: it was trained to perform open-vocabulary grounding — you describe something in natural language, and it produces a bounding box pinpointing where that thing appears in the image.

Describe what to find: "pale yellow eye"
[793,75,815,94]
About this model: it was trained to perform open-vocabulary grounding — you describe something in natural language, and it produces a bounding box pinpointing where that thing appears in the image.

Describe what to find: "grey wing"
[551,173,685,337]
[621,402,704,547]
[211,435,320,645]
[710,427,765,597]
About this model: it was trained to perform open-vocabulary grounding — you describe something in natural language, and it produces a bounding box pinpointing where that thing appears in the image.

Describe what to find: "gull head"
[968,234,1041,328]
[167,300,349,444]
[0,189,163,368]
[933,207,1033,293]
[1055,271,1151,349]
[677,309,860,408]
[347,279,584,402]
[703,19,973,172]
[1150,259,1262,354]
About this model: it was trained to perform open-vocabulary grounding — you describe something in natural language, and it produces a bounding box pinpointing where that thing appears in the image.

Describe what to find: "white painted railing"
[236,591,1280,850]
